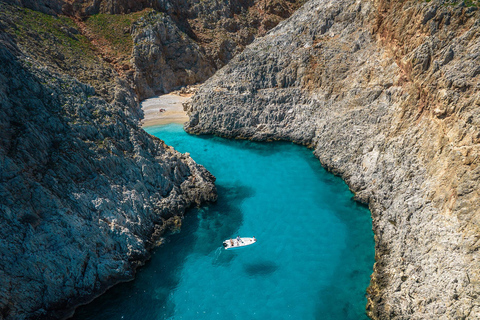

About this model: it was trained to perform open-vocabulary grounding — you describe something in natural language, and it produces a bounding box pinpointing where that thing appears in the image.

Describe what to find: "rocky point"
[0,0,304,318]
[185,0,480,318]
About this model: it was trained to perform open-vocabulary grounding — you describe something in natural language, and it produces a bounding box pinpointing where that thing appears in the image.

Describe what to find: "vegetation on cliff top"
[83,9,154,66]
[0,2,123,99]
[0,3,95,62]
[0,0,309,99]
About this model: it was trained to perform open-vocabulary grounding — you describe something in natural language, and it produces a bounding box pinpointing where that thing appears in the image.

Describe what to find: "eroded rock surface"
[185,0,480,318]
[3,0,306,99]
[132,11,215,100]
[127,0,308,99]
[0,7,216,320]
[0,0,311,317]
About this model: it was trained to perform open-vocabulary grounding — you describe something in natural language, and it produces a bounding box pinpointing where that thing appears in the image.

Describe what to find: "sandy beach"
[140,93,191,127]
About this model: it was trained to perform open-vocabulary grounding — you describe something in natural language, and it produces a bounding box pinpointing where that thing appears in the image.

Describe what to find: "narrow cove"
[73,123,374,320]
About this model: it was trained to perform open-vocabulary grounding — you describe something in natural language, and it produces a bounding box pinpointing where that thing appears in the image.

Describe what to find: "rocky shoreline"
[185,0,480,318]
[2,0,480,318]
[0,0,310,317]
[0,6,217,319]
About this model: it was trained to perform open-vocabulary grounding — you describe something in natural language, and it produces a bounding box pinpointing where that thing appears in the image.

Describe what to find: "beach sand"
[140,93,191,127]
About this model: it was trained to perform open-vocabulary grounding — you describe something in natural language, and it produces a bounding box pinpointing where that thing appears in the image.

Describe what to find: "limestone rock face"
[132,11,215,100]
[4,0,306,101]
[185,0,480,318]
[2,0,64,14]
[5,0,305,100]
[0,24,216,320]
[127,0,307,99]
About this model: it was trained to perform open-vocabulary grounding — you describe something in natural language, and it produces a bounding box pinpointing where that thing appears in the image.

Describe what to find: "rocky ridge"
[185,0,480,318]
[0,0,309,317]
[0,3,217,319]
[4,0,307,100]
[127,0,308,100]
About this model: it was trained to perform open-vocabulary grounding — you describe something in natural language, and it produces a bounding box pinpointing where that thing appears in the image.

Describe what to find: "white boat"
[223,237,257,250]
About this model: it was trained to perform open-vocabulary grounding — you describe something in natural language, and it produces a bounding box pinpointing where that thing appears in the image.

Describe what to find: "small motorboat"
[223,237,257,250]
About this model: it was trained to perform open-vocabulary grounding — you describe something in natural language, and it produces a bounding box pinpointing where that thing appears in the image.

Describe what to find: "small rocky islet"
[1,0,480,319]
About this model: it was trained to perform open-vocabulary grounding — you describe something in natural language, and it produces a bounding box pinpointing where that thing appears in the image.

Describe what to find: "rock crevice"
[0,16,216,320]
[185,0,480,318]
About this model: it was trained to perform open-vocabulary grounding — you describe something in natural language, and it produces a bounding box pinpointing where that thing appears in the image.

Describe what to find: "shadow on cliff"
[71,183,252,319]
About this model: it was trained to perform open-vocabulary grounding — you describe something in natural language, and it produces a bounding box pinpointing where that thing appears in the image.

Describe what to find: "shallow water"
[73,124,374,320]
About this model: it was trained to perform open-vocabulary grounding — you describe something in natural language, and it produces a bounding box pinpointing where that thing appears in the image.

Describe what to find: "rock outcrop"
[2,0,306,99]
[127,0,308,99]
[0,3,216,319]
[0,0,311,317]
[185,0,480,318]
[132,11,215,100]
[1,0,154,16]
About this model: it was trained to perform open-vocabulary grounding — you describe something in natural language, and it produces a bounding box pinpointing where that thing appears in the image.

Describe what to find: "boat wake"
[213,247,223,262]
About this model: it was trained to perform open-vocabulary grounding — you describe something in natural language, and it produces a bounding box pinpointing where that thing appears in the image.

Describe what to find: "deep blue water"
[73,124,374,320]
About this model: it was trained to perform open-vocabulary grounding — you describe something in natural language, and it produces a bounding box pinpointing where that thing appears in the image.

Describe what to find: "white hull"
[223,237,257,250]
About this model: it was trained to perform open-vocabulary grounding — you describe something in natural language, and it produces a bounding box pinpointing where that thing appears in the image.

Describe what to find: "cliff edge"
[0,0,310,317]
[0,3,217,319]
[4,0,307,100]
[185,0,480,318]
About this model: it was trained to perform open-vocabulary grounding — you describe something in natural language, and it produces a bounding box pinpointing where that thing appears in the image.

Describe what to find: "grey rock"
[185,0,480,318]
[0,31,216,319]
[0,0,64,15]
[132,11,215,100]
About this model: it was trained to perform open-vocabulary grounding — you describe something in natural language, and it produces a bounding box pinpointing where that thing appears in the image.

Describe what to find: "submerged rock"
[186,0,480,318]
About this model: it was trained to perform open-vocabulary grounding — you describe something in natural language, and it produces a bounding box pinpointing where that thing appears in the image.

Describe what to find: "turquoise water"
[73,124,374,320]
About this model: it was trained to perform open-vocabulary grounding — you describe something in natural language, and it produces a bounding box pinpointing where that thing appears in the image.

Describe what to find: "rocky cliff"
[185,0,480,318]
[128,0,307,99]
[0,3,217,319]
[3,0,306,100]
[131,11,216,99]
[0,0,311,317]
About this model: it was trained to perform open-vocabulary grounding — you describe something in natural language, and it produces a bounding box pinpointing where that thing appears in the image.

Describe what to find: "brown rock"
[185,0,480,318]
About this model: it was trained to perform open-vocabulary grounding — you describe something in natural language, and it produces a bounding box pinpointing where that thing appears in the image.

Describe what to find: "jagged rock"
[132,11,215,100]
[0,0,64,15]
[0,1,307,318]
[8,0,305,100]
[0,28,216,320]
[126,0,307,99]
[186,0,480,318]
